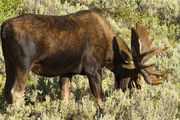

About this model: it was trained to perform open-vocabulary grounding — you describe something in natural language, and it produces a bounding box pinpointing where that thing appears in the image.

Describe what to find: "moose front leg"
[59,76,71,103]
[87,70,103,109]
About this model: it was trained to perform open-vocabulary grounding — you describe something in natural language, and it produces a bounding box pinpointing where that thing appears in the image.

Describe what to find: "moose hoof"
[10,90,24,105]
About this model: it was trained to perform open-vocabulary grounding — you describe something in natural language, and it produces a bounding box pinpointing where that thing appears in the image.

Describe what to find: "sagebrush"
[0,0,179,119]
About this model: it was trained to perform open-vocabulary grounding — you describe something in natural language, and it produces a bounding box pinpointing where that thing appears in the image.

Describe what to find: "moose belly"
[31,55,83,77]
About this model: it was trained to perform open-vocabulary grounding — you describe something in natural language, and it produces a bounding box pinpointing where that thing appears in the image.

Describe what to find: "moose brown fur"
[0,10,168,107]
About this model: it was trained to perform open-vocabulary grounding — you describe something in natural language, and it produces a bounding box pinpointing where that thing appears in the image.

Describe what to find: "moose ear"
[135,23,154,54]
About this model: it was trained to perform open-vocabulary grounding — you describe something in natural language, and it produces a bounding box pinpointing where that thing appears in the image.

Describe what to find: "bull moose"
[0,10,169,108]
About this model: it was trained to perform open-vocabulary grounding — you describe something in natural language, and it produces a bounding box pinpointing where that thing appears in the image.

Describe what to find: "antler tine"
[121,62,135,69]
[140,69,164,85]
[141,63,156,69]
[145,69,171,76]
[141,47,167,63]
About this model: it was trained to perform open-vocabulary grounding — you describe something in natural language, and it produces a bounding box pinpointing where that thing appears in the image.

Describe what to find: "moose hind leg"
[3,58,29,104]
[3,58,15,103]
[10,67,29,104]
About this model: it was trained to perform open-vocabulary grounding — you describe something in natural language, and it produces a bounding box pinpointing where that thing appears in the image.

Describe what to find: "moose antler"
[131,23,170,86]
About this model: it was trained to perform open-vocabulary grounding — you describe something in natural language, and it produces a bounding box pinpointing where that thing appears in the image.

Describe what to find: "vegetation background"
[0,0,179,119]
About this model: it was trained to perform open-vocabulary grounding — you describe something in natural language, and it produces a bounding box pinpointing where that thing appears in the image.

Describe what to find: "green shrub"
[0,0,24,23]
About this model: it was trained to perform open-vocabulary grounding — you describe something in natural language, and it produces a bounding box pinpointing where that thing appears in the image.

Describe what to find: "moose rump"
[1,11,113,107]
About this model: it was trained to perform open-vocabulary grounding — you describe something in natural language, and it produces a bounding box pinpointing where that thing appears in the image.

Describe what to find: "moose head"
[113,23,170,92]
